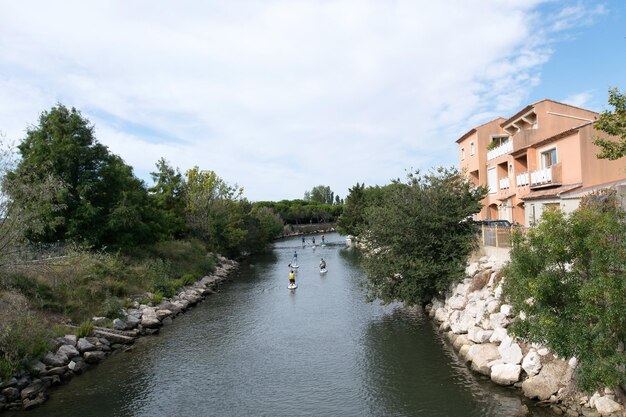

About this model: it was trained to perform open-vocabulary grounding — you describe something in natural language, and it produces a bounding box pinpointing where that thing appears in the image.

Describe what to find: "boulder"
[43,367,67,377]
[92,316,108,326]
[57,344,80,359]
[20,380,45,400]
[453,335,472,351]
[470,343,501,375]
[112,318,127,331]
[434,307,449,323]
[459,344,473,363]
[76,338,96,353]
[448,295,468,310]
[125,315,141,329]
[22,392,46,410]
[522,361,569,400]
[500,304,514,317]
[94,330,135,345]
[1,387,20,402]
[465,262,480,277]
[55,335,77,347]
[594,396,621,416]
[40,375,61,387]
[156,309,173,321]
[0,378,17,389]
[490,363,521,385]
[83,351,106,364]
[522,351,542,377]
[42,352,68,367]
[486,300,500,314]
[498,336,523,364]
[489,327,508,344]
[489,312,509,329]
[141,308,162,329]
[29,361,46,376]
[468,326,493,344]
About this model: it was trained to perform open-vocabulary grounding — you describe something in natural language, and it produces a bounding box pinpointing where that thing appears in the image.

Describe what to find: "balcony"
[499,177,510,190]
[487,141,513,161]
[523,163,562,189]
[516,172,529,187]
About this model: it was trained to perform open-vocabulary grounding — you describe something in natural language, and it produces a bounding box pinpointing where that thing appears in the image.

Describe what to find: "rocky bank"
[425,256,625,417]
[0,255,238,413]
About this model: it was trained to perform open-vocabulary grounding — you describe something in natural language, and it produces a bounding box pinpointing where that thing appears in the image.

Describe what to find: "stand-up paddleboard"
[288,283,298,289]
[319,268,327,274]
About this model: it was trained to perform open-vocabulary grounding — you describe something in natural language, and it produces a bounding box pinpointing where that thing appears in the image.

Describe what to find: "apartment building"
[457,99,626,225]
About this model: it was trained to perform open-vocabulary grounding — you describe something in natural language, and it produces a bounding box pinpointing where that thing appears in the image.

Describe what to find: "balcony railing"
[516,172,529,187]
[499,177,510,190]
[521,163,562,189]
[487,141,513,160]
[530,167,551,185]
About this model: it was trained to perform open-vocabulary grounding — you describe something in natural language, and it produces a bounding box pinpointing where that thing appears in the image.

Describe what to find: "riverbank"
[279,222,336,238]
[425,257,625,417]
[0,255,238,413]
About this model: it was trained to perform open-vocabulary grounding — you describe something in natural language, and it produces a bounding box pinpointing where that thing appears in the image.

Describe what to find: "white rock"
[537,348,549,356]
[466,262,480,277]
[522,361,569,401]
[434,307,449,322]
[594,396,621,415]
[448,295,468,310]
[487,300,500,314]
[519,311,527,321]
[489,327,508,344]
[494,284,503,299]
[498,336,523,364]
[568,357,578,369]
[487,271,497,287]
[57,344,80,359]
[522,351,542,377]
[589,393,601,408]
[489,312,509,329]
[467,326,483,343]
[490,363,521,385]
[500,304,514,317]
[479,256,489,263]
[470,343,501,375]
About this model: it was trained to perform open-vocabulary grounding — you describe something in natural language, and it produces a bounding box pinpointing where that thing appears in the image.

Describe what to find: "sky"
[0,0,624,201]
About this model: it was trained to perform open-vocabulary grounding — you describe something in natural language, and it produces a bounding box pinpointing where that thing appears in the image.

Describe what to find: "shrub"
[76,321,94,338]
[180,273,197,286]
[103,297,124,319]
[151,292,163,305]
[0,310,52,379]
[503,192,626,391]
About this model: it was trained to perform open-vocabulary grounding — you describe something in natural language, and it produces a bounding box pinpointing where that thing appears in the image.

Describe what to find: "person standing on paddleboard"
[289,270,296,286]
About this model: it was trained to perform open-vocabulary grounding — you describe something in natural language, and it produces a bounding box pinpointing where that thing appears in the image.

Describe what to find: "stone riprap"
[425,256,625,417]
[0,256,238,413]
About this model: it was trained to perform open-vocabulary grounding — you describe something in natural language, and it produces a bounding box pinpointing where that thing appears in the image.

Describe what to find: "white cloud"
[562,91,594,108]
[0,0,606,200]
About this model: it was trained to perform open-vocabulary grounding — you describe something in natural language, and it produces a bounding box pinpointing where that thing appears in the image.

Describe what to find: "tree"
[362,168,487,306]
[306,185,334,205]
[7,104,160,249]
[502,192,626,392]
[149,158,186,238]
[594,87,626,160]
[184,167,246,255]
[336,183,365,236]
[0,137,64,270]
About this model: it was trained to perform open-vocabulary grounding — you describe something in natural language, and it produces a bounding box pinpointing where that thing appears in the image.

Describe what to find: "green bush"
[151,292,163,305]
[0,312,52,379]
[503,192,626,391]
[103,297,124,319]
[76,321,94,338]
[180,273,197,286]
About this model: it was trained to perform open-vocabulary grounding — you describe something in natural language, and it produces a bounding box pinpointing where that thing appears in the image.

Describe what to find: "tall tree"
[594,87,626,160]
[362,168,487,306]
[8,104,160,249]
[149,158,186,238]
[184,167,245,255]
[308,185,334,204]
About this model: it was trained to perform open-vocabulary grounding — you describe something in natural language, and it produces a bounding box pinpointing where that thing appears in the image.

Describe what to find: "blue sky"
[0,0,624,201]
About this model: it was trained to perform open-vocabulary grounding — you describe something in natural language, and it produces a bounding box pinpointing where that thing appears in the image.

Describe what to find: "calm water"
[11,233,552,417]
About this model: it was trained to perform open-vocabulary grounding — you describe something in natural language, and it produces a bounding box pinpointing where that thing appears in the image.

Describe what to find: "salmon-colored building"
[456,99,626,225]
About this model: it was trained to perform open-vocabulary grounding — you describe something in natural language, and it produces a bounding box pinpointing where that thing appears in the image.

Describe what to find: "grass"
[0,238,221,380]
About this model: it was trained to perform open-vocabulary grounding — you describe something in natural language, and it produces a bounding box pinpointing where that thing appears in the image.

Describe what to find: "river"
[10,233,553,417]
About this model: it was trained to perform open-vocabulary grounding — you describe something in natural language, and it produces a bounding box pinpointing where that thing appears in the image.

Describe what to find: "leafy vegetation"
[502,191,626,391]
[253,199,342,225]
[594,87,626,160]
[361,168,487,306]
[336,183,388,236]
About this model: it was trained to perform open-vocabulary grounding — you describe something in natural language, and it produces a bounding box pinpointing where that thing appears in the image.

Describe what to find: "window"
[461,147,465,160]
[487,167,497,194]
[541,148,557,169]
[470,142,475,155]
[544,202,560,211]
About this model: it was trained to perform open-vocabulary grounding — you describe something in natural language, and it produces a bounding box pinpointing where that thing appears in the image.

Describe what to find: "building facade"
[457,99,626,225]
